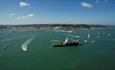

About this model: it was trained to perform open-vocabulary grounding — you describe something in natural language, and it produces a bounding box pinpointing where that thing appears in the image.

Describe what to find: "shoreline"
[0,24,107,30]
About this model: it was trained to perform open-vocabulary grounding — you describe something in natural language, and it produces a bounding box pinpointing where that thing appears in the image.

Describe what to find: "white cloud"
[81,2,93,8]
[27,13,34,17]
[17,13,35,19]
[9,13,16,16]
[19,2,30,8]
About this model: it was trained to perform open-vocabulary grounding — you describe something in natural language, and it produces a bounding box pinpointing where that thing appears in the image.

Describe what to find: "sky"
[0,0,115,25]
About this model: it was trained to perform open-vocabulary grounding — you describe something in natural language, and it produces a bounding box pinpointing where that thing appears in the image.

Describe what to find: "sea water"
[0,27,115,70]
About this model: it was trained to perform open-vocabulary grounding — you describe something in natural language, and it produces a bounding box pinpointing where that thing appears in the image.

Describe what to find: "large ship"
[51,35,79,47]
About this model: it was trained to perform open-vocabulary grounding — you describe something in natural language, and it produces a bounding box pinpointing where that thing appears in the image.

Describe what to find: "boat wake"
[21,36,36,52]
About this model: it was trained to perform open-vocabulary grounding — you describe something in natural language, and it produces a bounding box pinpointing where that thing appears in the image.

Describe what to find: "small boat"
[51,35,79,47]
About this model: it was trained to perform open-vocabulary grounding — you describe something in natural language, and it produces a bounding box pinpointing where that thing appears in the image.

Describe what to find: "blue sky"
[0,0,115,25]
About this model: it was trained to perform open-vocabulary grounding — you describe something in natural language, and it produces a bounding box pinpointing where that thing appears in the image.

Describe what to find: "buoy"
[84,40,88,43]
[88,34,90,38]
[91,41,95,43]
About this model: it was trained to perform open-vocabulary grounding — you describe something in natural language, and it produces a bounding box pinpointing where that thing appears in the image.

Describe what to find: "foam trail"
[21,36,35,52]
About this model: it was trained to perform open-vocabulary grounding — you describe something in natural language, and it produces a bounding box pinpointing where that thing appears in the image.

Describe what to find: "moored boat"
[51,35,79,47]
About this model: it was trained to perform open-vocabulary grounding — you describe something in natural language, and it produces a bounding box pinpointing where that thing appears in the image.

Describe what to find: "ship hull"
[53,42,79,47]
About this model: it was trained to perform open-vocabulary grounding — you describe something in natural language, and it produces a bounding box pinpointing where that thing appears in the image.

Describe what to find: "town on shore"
[0,24,106,31]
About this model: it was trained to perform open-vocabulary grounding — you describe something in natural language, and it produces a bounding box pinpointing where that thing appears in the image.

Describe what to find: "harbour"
[0,27,115,70]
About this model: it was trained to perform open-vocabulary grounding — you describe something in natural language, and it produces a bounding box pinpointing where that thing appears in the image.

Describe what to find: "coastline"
[0,24,107,31]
